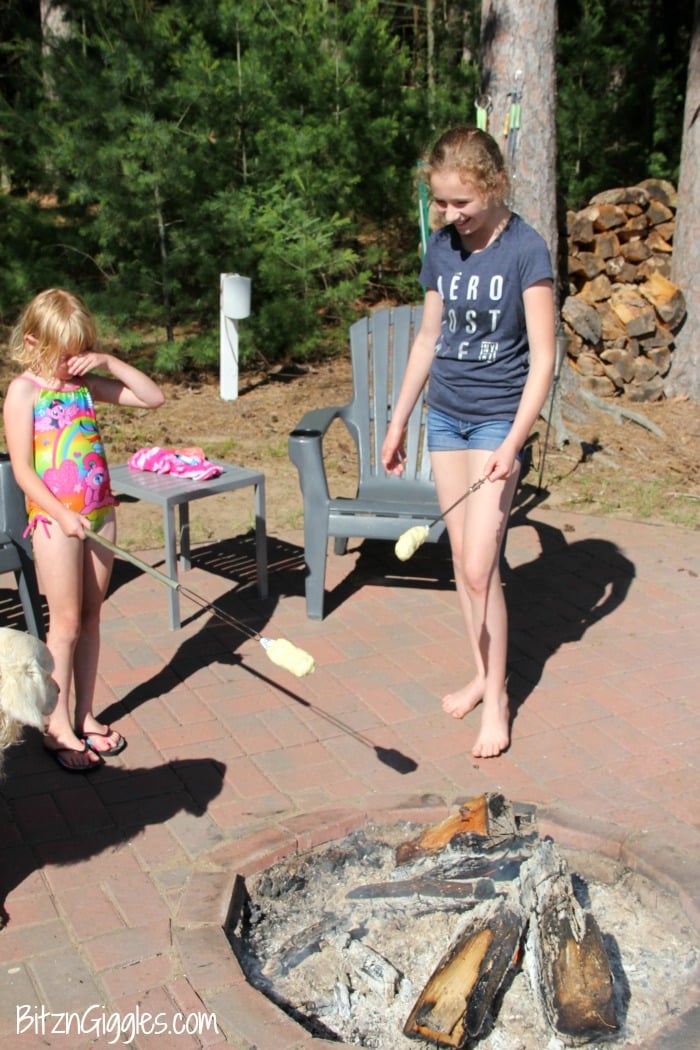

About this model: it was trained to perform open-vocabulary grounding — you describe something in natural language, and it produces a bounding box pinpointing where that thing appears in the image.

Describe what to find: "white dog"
[0,627,59,772]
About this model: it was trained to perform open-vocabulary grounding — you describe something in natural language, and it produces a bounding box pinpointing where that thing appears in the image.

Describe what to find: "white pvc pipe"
[219,273,251,401]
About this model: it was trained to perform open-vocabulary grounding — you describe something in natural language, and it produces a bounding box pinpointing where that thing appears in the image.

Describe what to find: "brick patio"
[1,506,698,1049]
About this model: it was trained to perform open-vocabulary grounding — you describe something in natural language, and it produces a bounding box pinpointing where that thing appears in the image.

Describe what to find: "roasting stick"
[394,476,488,561]
[88,531,315,676]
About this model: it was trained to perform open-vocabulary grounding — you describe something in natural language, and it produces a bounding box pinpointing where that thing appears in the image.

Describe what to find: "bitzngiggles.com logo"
[17,1004,220,1044]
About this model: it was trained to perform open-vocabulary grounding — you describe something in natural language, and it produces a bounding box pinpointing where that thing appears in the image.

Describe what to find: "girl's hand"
[65,351,110,377]
[56,507,92,540]
[381,431,406,476]
[483,444,518,483]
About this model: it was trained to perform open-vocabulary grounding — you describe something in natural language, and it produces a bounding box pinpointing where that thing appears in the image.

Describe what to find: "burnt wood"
[396,792,518,866]
[520,840,618,1045]
[403,895,525,1047]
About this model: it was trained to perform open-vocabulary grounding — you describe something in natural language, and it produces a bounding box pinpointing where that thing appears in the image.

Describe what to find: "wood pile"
[562,179,686,402]
[400,794,618,1047]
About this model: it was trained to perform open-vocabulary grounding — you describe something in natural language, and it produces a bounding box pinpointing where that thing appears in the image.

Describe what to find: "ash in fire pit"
[228,795,699,1048]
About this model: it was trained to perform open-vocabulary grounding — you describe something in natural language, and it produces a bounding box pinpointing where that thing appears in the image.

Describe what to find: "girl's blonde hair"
[10,288,97,379]
[421,126,509,206]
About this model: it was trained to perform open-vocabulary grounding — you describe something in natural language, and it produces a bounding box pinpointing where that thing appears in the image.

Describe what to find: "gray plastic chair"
[0,455,45,639]
[288,304,446,620]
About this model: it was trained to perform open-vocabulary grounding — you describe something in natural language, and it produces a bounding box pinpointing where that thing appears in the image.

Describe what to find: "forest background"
[0,0,694,370]
[0,0,697,541]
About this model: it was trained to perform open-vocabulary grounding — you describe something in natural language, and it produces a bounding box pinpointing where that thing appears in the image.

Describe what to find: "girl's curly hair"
[420,126,509,207]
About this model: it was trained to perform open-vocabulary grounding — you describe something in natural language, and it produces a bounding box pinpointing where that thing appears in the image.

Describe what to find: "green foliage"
[194,183,362,363]
[153,330,224,375]
[0,196,65,315]
[556,0,690,208]
[0,0,692,363]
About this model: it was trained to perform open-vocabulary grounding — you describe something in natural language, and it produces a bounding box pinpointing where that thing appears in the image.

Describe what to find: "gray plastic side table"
[109,461,268,629]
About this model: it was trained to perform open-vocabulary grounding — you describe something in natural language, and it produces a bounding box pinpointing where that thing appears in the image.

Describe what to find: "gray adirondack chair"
[0,455,45,639]
[288,304,447,620]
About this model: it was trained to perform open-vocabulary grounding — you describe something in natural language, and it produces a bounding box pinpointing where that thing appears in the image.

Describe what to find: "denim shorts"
[427,407,521,458]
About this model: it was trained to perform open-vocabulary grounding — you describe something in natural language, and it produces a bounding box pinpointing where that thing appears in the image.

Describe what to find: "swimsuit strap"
[19,373,82,393]
[24,515,52,539]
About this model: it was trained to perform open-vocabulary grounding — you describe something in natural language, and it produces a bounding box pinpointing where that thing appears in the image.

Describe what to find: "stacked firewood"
[562,179,685,402]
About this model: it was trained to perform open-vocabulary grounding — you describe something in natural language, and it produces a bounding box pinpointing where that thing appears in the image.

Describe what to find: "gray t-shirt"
[419,214,553,423]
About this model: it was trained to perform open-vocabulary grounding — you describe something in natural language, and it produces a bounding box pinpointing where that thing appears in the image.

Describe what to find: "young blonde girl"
[3,288,164,771]
[381,127,556,758]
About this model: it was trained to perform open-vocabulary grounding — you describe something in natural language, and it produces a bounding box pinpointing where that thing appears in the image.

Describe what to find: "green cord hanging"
[416,161,430,260]
[504,73,523,169]
[475,94,492,132]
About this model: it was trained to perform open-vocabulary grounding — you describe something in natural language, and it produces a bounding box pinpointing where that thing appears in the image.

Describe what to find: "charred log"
[403,894,525,1047]
[520,839,619,1045]
[396,792,519,866]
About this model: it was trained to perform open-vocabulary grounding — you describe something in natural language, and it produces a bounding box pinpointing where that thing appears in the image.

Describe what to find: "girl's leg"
[33,523,100,768]
[431,449,519,758]
[463,453,518,757]
[430,450,486,712]
[73,514,118,748]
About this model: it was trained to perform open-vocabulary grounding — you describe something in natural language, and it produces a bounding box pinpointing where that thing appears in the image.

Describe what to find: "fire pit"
[228,795,699,1048]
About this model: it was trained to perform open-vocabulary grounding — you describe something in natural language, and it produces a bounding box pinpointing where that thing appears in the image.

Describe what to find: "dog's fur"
[0,627,58,771]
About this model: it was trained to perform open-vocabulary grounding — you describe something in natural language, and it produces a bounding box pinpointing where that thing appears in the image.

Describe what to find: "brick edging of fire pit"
[171,802,700,1050]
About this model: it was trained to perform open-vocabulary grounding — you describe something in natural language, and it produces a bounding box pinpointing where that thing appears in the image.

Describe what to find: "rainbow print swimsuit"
[27,380,116,531]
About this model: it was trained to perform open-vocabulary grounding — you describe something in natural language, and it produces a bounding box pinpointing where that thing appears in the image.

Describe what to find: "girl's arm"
[66,352,165,409]
[484,279,556,481]
[381,289,443,476]
[2,378,90,539]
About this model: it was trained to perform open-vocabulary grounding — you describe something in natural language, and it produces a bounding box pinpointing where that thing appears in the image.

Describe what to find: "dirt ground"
[1,354,698,551]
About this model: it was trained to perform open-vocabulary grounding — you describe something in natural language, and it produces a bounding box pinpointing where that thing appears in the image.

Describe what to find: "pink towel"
[128,446,223,481]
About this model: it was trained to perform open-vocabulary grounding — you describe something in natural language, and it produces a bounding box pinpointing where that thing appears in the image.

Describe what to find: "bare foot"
[442,676,485,719]
[471,696,510,758]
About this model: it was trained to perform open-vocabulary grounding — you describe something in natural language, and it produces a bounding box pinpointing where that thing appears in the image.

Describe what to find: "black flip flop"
[81,725,127,757]
[44,742,103,773]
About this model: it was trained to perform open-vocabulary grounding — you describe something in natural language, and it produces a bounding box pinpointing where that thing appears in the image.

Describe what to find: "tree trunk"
[667,0,700,401]
[480,0,559,306]
[426,0,436,116]
[40,0,69,45]
[154,183,174,343]
[40,1,70,99]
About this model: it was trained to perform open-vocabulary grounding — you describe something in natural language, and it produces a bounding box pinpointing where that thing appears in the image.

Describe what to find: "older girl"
[381,127,555,758]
